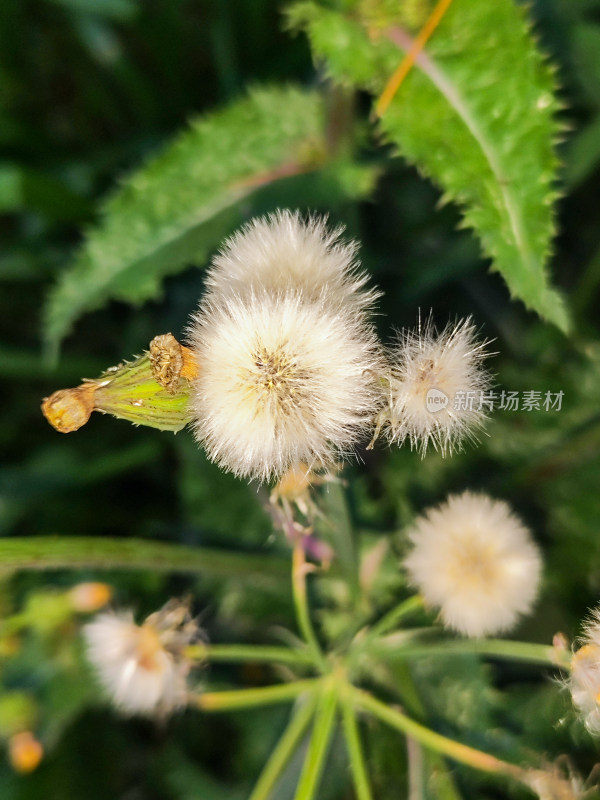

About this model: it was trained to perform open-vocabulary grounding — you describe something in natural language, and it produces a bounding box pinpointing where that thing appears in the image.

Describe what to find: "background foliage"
[2,0,600,797]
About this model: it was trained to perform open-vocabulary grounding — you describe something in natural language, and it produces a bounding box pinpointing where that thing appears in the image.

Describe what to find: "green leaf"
[291,0,570,332]
[43,86,327,355]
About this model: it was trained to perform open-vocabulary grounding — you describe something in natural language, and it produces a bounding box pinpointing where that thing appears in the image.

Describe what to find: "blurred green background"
[2,0,600,797]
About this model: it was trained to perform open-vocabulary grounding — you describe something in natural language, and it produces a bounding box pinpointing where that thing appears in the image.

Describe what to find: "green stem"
[249,693,319,800]
[292,542,328,672]
[373,637,570,669]
[368,595,425,639]
[293,680,338,800]
[186,643,314,668]
[350,687,527,783]
[193,680,320,712]
[0,537,287,580]
[340,693,373,800]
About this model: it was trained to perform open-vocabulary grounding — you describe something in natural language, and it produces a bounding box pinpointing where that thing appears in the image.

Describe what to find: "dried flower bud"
[41,385,96,433]
[8,731,43,774]
[69,582,112,613]
[149,333,199,394]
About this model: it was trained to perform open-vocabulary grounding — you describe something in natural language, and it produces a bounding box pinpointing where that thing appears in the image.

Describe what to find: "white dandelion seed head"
[83,602,198,717]
[404,491,542,638]
[526,762,587,800]
[187,290,383,482]
[203,209,379,314]
[386,316,491,456]
[570,609,600,734]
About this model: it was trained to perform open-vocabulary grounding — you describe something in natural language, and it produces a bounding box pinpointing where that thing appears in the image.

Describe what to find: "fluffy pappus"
[385,316,492,456]
[404,491,542,638]
[83,600,198,717]
[187,290,383,482]
[203,209,379,314]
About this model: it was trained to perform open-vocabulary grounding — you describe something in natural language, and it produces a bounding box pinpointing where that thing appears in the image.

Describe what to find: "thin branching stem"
[340,692,374,800]
[293,678,338,800]
[193,679,321,712]
[368,595,425,639]
[292,541,329,673]
[371,637,571,669]
[349,686,528,784]
[185,643,314,668]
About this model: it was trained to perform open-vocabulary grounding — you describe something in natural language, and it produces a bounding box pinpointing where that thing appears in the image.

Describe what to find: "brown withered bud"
[41,384,96,433]
[150,333,184,394]
[150,333,199,394]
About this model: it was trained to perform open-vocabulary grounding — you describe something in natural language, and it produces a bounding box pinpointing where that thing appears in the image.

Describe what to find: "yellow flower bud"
[8,732,43,774]
[69,582,112,613]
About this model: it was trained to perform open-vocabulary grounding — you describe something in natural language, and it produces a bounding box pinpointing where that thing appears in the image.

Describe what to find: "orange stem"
[375,0,454,117]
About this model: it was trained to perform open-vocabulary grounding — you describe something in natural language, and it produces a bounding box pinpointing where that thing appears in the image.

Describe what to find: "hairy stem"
[0,537,287,579]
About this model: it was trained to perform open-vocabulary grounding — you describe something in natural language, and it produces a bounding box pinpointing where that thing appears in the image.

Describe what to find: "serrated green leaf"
[291,0,570,332]
[43,86,328,355]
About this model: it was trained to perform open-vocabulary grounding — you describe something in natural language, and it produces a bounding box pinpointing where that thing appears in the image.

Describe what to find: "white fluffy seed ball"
[187,291,382,482]
[203,209,378,313]
[387,317,491,456]
[404,492,542,637]
[570,609,600,734]
[83,612,189,716]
